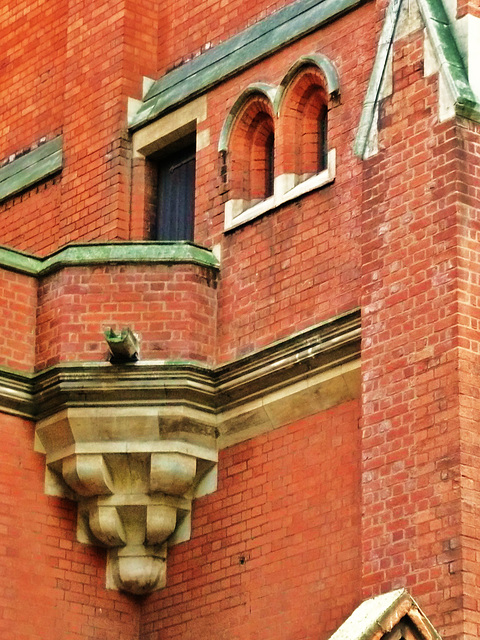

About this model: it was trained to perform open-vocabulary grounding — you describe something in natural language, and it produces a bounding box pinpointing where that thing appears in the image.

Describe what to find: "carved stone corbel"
[35,407,217,595]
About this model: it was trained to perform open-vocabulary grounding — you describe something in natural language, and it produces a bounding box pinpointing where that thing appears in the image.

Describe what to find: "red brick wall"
[0,1,67,159]
[141,400,361,640]
[358,27,471,640]
[35,264,217,369]
[0,269,36,371]
[456,0,480,18]
[456,118,480,640]
[0,413,139,640]
[203,5,374,361]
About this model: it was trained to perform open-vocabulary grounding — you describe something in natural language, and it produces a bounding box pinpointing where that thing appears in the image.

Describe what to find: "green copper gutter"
[129,0,368,130]
[0,241,219,277]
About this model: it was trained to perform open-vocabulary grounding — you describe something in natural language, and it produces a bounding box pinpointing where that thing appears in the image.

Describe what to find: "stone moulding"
[354,0,479,159]
[327,588,441,640]
[0,308,360,594]
[36,406,218,595]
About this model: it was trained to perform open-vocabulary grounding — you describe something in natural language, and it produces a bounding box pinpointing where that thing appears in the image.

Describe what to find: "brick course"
[0,413,139,640]
[1,0,480,638]
[141,401,361,640]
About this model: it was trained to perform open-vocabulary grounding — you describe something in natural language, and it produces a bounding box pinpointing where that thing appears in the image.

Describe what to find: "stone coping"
[0,137,63,203]
[355,0,479,158]
[0,309,361,444]
[328,589,441,640]
[0,241,219,277]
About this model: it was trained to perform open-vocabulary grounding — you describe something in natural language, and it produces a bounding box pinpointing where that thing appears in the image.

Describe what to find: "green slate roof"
[0,137,63,203]
[129,0,366,130]
[354,0,479,158]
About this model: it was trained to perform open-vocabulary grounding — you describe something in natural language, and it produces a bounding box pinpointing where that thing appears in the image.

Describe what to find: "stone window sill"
[224,148,336,231]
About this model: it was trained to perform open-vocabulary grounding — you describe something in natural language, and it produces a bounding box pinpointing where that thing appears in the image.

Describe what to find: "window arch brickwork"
[278,66,329,180]
[221,55,338,231]
[227,94,275,204]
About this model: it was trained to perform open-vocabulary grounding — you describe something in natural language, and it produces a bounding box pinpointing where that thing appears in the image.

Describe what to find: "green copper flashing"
[354,0,479,158]
[0,137,63,202]
[129,0,365,130]
[418,0,476,108]
[0,242,219,277]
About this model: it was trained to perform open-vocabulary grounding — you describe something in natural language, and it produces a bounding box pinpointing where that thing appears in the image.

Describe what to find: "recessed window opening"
[249,112,275,201]
[226,94,275,207]
[318,104,328,172]
[295,78,328,179]
[150,132,196,241]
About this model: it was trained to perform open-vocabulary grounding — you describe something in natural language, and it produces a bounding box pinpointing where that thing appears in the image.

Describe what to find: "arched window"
[225,91,276,207]
[220,58,338,231]
[278,66,329,181]
[249,112,275,200]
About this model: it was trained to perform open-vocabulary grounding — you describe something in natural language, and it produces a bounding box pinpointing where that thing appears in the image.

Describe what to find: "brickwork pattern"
[0,269,36,371]
[456,118,480,640]
[206,6,374,361]
[228,95,276,201]
[141,401,361,640]
[359,25,480,640]
[35,263,217,369]
[0,413,139,640]
[278,67,328,176]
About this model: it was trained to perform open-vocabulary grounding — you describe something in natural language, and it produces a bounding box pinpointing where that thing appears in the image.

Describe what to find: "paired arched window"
[221,55,338,230]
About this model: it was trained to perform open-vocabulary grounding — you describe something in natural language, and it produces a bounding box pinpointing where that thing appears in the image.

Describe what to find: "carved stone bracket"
[35,407,218,595]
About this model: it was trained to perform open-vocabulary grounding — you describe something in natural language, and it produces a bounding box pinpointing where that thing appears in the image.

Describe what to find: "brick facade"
[1,0,480,638]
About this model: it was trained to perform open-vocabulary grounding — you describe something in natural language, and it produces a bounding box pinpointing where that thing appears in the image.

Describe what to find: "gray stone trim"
[0,309,360,445]
[354,0,479,158]
[328,589,442,640]
[0,367,34,419]
[0,137,63,202]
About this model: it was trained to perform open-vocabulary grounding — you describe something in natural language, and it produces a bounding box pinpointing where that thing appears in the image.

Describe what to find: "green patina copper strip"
[0,242,219,277]
[355,0,479,158]
[417,0,476,109]
[0,137,63,202]
[0,246,42,275]
[129,0,366,130]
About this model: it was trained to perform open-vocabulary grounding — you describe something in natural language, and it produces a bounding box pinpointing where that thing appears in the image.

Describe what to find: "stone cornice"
[0,367,35,419]
[0,309,360,443]
[4,309,360,595]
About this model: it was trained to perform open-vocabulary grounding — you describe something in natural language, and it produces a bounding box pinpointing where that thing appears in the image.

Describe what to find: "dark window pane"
[156,144,195,241]
[266,132,274,197]
[318,106,328,172]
